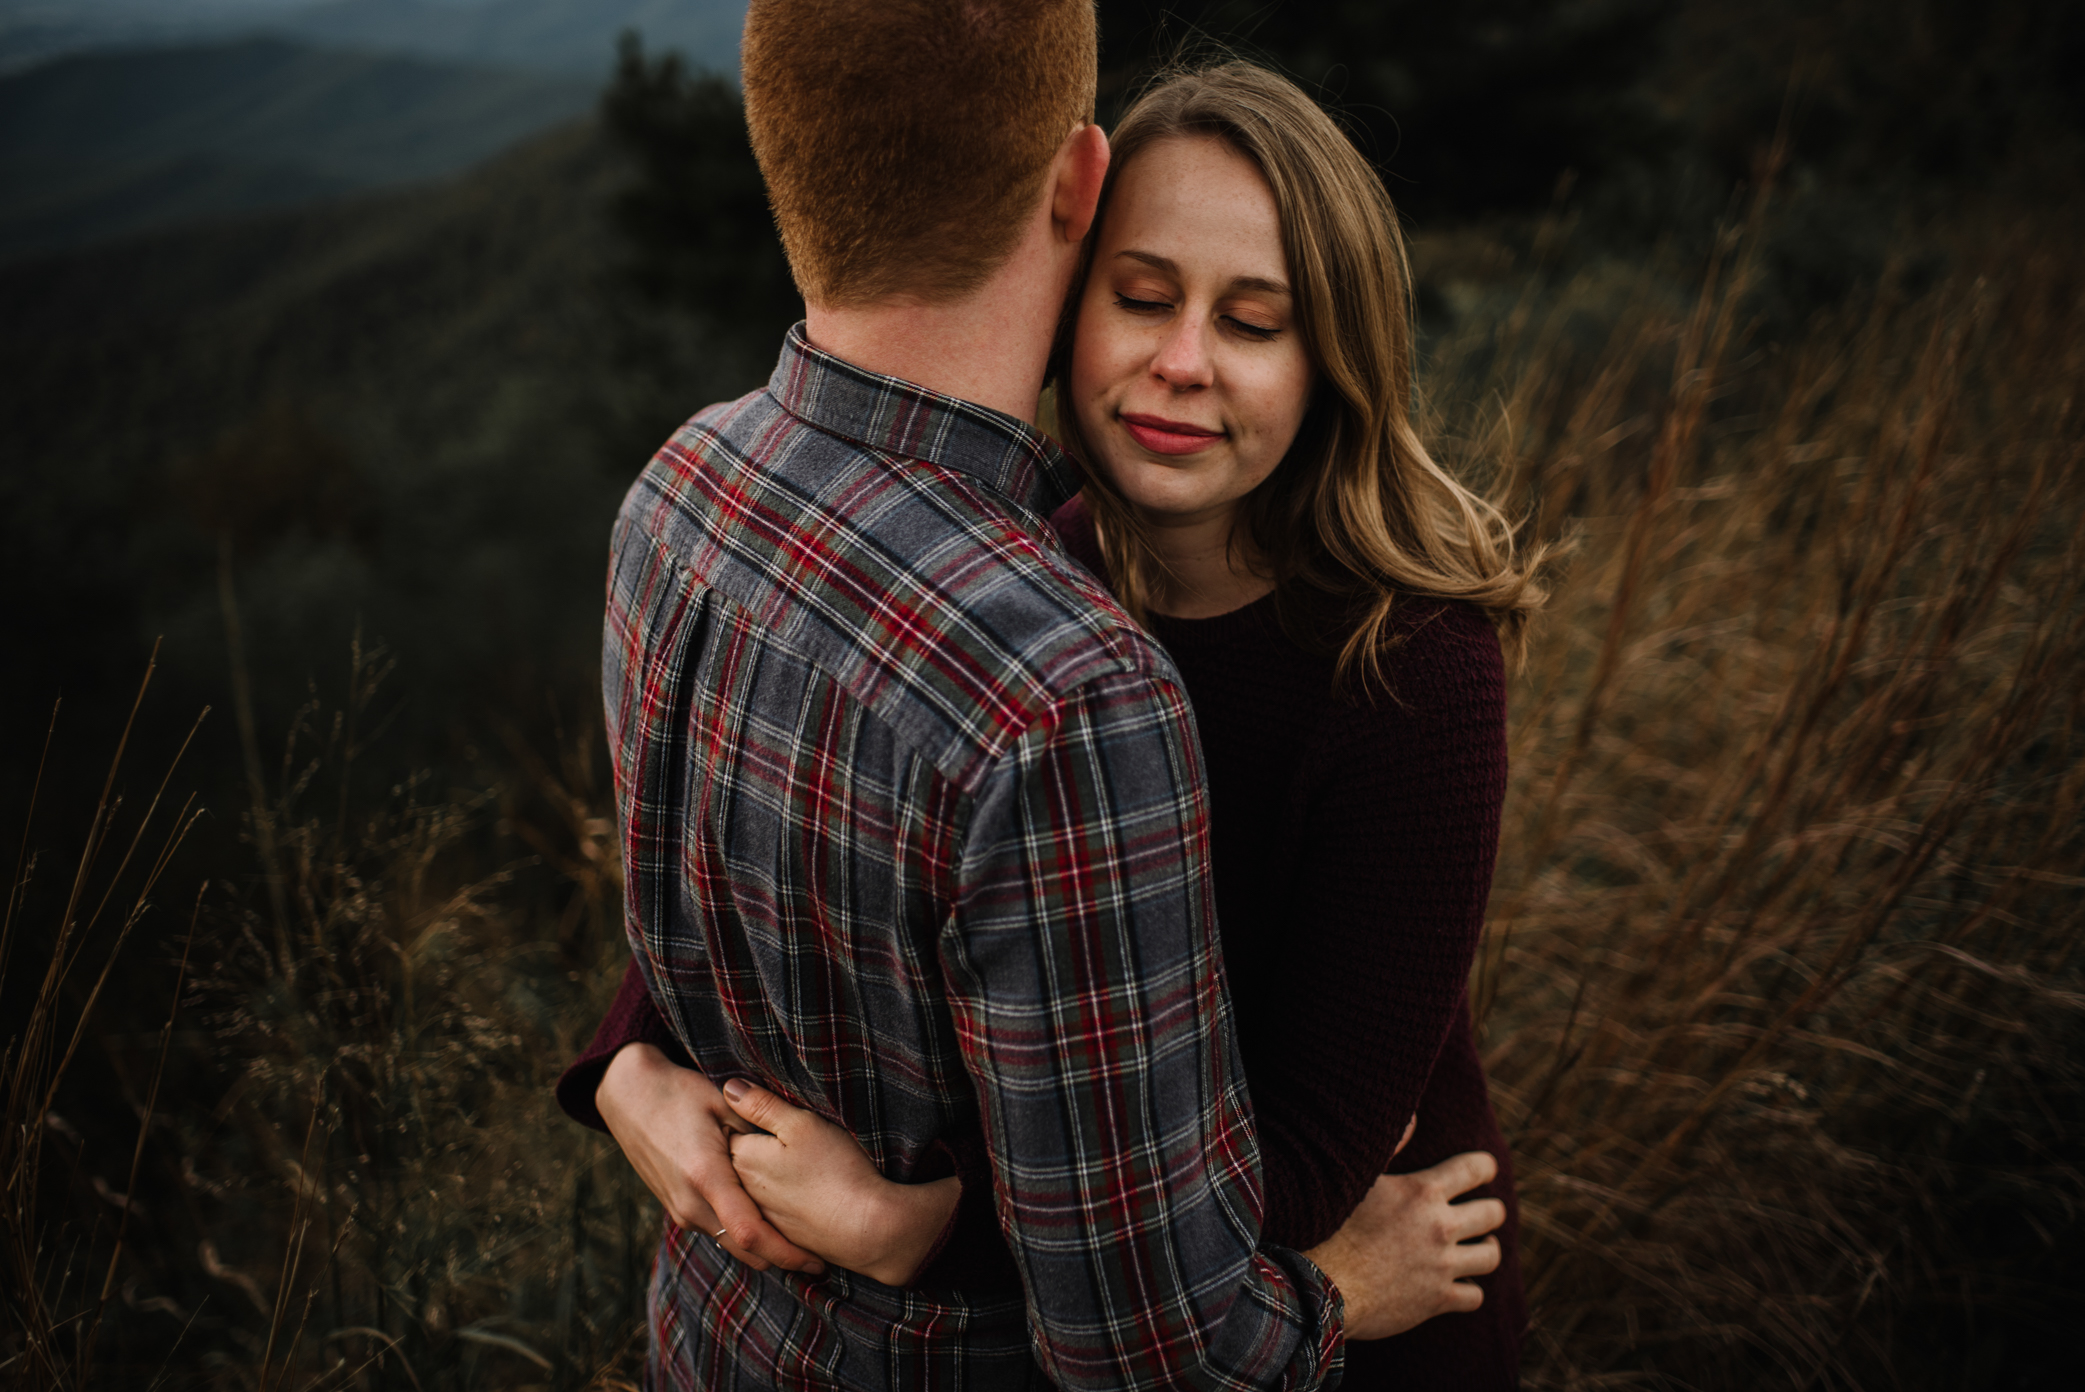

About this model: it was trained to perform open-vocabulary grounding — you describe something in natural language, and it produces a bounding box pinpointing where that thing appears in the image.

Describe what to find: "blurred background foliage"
[2,1,2080,1388]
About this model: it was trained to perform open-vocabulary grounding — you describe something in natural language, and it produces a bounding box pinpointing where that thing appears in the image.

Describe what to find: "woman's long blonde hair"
[1050,62,1544,683]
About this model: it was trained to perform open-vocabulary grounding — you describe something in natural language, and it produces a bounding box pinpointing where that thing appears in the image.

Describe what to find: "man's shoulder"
[612,390,1178,795]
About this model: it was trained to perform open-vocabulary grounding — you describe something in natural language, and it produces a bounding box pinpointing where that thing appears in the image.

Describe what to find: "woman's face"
[1068,135,1314,529]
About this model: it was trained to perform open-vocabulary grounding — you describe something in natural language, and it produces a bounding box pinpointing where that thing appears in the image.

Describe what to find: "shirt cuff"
[1270,1241,1348,1387]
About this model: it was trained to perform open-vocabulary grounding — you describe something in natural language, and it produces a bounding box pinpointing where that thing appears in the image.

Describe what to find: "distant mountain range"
[283,0,746,75]
[0,0,751,263]
[0,37,596,261]
[0,0,748,76]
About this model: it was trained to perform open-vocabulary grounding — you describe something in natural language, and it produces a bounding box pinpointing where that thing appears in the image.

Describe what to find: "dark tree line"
[1092,0,1675,220]
[599,0,2084,333]
[601,33,801,354]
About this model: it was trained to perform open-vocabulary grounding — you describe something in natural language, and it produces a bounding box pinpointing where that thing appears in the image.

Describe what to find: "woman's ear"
[1052,122,1111,245]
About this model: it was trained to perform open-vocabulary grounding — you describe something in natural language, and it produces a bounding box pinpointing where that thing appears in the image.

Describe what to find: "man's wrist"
[1302,1229,1364,1338]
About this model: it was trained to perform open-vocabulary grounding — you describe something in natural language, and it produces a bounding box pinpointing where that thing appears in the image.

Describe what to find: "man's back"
[607,327,1341,1390]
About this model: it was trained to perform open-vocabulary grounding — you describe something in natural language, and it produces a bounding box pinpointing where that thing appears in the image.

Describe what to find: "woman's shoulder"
[1300,597,1509,820]
[1341,596,1505,722]
[1389,596,1504,665]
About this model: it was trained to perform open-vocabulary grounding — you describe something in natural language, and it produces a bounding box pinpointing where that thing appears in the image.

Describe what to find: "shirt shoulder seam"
[623,515,1175,792]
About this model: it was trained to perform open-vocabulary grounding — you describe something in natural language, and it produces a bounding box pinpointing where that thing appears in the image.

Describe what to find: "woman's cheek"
[1066,341,1107,433]
[1068,363,1116,463]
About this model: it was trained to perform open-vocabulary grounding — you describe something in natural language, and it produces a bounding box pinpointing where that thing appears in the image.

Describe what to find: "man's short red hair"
[742,1,1099,308]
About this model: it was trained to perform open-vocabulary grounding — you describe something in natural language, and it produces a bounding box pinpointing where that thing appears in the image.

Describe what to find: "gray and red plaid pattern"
[607,326,1344,1390]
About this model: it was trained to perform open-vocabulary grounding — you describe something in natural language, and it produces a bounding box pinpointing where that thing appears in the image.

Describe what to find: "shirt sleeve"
[1252,609,1510,1251]
[940,667,1345,1392]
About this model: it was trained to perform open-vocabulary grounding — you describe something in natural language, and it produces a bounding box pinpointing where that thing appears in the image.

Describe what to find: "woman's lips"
[1120,412,1224,456]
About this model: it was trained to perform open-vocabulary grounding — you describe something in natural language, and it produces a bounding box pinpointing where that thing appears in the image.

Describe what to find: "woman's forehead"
[1099,134,1287,282]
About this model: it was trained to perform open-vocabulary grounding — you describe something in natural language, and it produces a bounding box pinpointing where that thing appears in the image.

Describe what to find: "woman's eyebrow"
[1115,249,1290,298]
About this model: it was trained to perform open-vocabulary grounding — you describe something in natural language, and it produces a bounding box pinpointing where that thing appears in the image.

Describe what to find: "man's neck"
[803,251,1068,427]
[799,120,1107,425]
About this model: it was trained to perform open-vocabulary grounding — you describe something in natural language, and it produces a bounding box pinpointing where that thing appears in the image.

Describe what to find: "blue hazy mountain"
[0,36,596,260]
[0,1,329,73]
[0,0,748,76]
[279,0,748,75]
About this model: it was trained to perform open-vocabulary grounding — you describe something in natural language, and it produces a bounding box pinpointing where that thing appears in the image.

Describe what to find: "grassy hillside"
[0,37,597,259]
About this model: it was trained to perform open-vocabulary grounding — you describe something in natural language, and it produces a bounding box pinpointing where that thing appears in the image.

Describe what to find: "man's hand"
[596,1043,826,1275]
[1304,1151,1505,1341]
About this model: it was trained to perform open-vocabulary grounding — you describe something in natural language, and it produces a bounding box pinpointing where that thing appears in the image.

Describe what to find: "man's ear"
[1051,122,1111,245]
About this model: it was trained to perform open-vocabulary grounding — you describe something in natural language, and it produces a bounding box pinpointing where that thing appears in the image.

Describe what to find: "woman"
[569,63,1542,1387]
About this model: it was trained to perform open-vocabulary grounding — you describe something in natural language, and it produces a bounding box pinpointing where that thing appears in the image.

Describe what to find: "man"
[562,2,1502,1386]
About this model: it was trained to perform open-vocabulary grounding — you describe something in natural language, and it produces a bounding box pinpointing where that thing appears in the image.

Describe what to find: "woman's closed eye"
[1223,314,1281,341]
[1115,292,1283,343]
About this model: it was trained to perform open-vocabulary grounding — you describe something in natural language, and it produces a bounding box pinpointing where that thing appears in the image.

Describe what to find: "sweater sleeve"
[555,957,693,1132]
[1252,604,1509,1252]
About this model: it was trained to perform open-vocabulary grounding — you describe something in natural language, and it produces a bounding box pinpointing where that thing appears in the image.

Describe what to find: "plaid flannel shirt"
[606,326,1345,1391]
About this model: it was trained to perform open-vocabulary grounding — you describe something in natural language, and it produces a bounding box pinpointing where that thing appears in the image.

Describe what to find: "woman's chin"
[1113,484,1240,528]
[1093,456,1252,524]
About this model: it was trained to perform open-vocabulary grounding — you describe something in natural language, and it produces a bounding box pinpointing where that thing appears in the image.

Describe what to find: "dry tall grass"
[6,209,2080,1389]
[3,648,653,1391]
[174,645,652,1391]
[1453,210,2084,1386]
[3,650,208,1390]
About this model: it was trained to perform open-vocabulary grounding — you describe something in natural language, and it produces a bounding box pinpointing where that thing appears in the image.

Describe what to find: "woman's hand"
[721,1078,961,1287]
[1304,1150,1506,1340]
[595,1044,827,1275]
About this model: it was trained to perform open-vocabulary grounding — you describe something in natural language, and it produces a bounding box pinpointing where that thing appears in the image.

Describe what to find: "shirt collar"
[766,322,1080,520]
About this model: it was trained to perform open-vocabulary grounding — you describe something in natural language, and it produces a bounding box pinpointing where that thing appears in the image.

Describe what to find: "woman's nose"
[1150,316,1213,392]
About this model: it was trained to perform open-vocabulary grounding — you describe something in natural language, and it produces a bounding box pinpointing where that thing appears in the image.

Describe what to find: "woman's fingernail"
[722,1077,750,1102]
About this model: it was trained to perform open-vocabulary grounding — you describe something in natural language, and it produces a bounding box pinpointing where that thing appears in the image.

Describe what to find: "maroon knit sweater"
[558,497,1525,1388]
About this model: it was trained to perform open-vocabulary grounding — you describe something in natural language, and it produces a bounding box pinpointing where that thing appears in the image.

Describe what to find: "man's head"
[742,0,1099,309]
